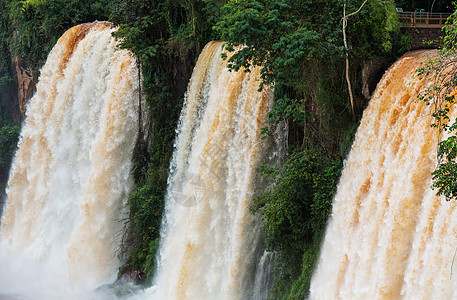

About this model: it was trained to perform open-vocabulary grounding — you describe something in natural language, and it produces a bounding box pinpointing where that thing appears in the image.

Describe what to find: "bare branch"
[341,0,370,120]
[343,0,369,21]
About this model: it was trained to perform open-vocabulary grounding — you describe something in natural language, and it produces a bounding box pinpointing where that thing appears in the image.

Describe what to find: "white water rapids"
[0,22,139,298]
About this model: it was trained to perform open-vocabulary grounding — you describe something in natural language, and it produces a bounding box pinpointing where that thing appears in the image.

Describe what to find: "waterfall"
[0,22,140,298]
[139,41,281,300]
[310,50,457,299]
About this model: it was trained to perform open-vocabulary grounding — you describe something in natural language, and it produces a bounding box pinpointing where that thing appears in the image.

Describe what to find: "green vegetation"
[0,0,12,97]
[0,111,20,190]
[251,150,341,298]
[0,0,20,191]
[0,0,416,297]
[7,0,112,71]
[395,0,453,13]
[418,9,457,200]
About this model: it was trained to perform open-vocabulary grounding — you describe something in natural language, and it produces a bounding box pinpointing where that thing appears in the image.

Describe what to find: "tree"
[342,0,369,120]
[395,0,453,13]
[418,9,457,200]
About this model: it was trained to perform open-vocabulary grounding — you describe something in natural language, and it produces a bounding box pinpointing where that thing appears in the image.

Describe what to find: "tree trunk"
[342,0,369,121]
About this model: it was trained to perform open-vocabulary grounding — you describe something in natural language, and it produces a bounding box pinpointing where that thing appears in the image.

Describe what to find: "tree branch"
[344,0,369,20]
[342,0,369,121]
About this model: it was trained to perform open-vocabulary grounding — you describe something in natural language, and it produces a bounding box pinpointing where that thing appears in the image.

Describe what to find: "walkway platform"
[398,11,451,28]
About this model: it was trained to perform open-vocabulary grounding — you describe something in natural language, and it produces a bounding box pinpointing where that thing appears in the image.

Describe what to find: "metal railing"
[397,11,452,28]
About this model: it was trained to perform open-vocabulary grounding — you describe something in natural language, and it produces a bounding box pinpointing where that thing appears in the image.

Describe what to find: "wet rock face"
[361,58,388,101]
[0,57,19,122]
[117,264,147,285]
[13,56,35,118]
[401,27,445,50]
[0,86,20,122]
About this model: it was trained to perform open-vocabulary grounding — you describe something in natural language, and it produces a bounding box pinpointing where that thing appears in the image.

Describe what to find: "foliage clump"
[7,0,112,71]
[418,9,457,200]
[0,112,20,189]
[251,150,342,298]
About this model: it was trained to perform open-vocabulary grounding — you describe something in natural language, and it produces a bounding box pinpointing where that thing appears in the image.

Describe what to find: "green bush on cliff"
[7,0,112,71]
[252,150,342,298]
[418,8,457,201]
[0,113,20,186]
[0,0,12,96]
[122,168,166,281]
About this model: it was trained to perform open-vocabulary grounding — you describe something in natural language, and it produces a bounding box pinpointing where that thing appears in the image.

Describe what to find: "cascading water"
[138,41,282,300]
[0,22,140,298]
[310,50,457,299]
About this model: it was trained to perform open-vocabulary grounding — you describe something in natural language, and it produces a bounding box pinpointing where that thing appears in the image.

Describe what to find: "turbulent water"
[138,41,281,300]
[0,22,140,298]
[310,50,457,299]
